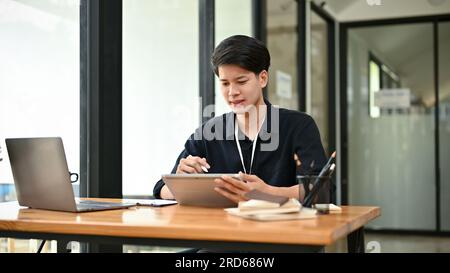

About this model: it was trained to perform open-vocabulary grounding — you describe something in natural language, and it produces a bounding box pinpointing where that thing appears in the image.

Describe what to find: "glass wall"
[439,21,450,231]
[214,0,253,116]
[347,24,436,230]
[0,0,80,252]
[123,0,199,196]
[0,0,80,196]
[266,0,298,110]
[310,10,329,154]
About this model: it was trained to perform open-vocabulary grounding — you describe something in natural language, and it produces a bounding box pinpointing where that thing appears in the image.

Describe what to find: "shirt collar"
[225,98,273,140]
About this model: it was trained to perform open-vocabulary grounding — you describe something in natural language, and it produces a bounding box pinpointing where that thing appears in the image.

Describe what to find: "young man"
[153,35,326,203]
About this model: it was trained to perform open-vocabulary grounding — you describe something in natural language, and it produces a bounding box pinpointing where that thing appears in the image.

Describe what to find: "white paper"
[122,199,177,207]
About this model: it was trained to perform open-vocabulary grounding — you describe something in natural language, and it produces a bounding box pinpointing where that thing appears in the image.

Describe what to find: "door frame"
[339,14,450,233]
[310,2,337,203]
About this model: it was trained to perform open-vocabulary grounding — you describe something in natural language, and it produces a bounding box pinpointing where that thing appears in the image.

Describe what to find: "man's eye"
[222,82,230,86]
[238,81,247,85]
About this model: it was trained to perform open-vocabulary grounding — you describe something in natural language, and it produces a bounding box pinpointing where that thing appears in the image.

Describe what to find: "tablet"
[162,174,240,208]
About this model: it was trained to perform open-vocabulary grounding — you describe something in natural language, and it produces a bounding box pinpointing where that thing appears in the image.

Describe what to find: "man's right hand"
[176,155,210,174]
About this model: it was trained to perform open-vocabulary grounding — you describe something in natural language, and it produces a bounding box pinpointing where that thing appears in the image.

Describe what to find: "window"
[381,64,400,89]
[123,0,199,196]
[369,59,381,118]
[310,9,330,154]
[0,0,80,197]
[214,0,253,116]
[369,53,401,118]
[0,0,80,253]
[267,0,299,110]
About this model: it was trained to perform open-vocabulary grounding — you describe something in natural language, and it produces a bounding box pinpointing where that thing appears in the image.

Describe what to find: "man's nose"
[228,85,240,96]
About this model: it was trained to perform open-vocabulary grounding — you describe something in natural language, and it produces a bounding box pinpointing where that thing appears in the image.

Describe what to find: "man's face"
[218,64,268,114]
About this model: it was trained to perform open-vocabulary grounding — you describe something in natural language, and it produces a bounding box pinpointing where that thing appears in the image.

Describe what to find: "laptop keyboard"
[78,200,122,206]
[76,200,133,211]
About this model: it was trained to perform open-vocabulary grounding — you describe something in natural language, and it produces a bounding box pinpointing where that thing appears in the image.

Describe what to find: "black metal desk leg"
[86,243,123,253]
[347,227,365,253]
[57,240,72,253]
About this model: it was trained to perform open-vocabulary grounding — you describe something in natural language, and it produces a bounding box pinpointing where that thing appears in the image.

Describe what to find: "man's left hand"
[214,172,271,204]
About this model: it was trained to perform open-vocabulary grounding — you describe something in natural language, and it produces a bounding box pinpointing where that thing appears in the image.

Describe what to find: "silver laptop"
[5,137,134,212]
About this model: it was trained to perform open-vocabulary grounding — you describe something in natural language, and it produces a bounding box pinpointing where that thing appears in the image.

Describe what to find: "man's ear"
[259,70,269,88]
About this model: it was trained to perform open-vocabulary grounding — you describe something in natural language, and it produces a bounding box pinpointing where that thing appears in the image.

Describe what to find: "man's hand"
[176,155,210,174]
[160,155,210,200]
[214,172,271,204]
[160,185,175,200]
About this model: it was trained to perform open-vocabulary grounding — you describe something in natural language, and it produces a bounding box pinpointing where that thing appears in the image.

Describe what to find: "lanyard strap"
[234,116,265,175]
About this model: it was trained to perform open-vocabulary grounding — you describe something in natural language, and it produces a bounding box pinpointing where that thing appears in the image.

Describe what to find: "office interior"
[0,0,449,253]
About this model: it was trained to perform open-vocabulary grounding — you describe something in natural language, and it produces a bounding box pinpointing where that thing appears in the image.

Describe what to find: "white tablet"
[162,174,241,208]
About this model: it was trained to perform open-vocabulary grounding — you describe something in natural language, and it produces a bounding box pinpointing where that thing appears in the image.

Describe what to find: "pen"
[201,166,209,173]
[302,151,335,190]
[303,163,336,208]
[317,151,336,177]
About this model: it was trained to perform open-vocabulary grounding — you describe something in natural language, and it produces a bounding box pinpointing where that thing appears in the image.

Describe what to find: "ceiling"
[316,0,450,22]
[351,23,450,105]
[352,24,434,69]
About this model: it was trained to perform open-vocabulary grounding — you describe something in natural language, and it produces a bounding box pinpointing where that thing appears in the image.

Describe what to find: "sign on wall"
[276,70,293,99]
[374,88,411,108]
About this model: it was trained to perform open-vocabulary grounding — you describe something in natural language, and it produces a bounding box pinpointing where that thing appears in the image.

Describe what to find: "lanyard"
[234,116,266,175]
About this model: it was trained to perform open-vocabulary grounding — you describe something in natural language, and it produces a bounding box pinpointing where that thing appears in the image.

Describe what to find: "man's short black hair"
[211,35,271,76]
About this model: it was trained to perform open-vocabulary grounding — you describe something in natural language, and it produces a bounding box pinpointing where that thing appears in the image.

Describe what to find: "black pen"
[303,163,336,208]
[306,151,335,187]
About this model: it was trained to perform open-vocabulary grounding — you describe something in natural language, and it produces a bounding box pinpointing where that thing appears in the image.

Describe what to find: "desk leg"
[57,240,72,253]
[347,227,365,253]
[86,243,123,253]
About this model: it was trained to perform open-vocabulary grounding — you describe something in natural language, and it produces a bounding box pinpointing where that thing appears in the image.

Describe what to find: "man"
[153,35,326,203]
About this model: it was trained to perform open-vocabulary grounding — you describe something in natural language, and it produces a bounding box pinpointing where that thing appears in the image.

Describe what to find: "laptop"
[5,137,134,212]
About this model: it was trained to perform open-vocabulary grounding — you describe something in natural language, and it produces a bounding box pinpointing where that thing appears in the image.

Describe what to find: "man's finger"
[189,157,210,171]
[195,157,210,169]
[179,165,197,174]
[215,179,247,196]
[238,172,259,183]
[214,187,245,204]
[185,161,204,173]
[221,175,251,191]
[200,158,211,169]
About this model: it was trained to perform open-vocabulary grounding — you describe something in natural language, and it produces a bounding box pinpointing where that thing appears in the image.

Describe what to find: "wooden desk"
[0,199,380,253]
